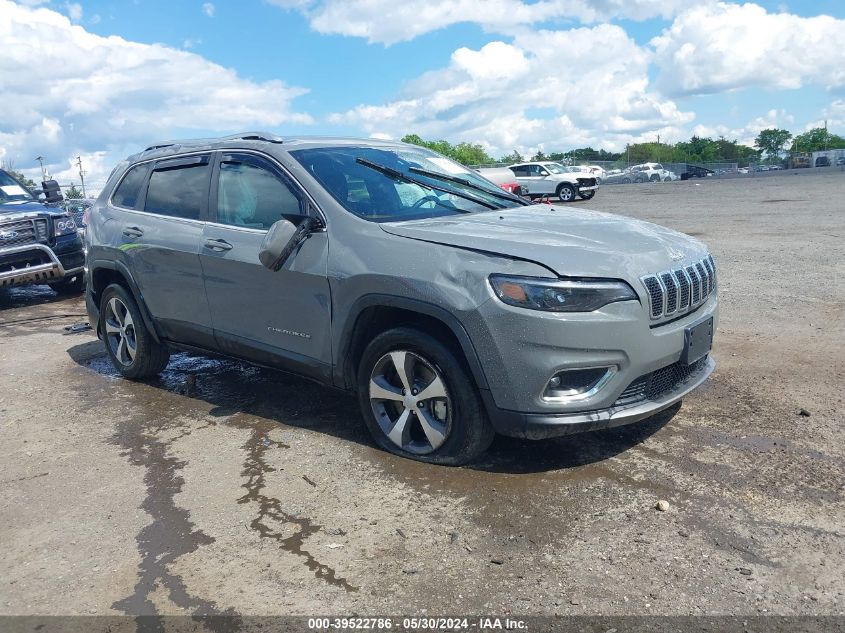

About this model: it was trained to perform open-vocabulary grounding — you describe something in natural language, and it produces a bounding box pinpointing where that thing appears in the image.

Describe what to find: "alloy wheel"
[369,350,451,455]
[559,186,574,201]
[104,297,137,366]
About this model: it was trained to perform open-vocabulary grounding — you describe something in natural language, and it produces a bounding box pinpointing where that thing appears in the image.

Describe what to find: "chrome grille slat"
[641,255,716,321]
[642,276,663,318]
[686,265,701,305]
[674,268,690,310]
[660,272,678,314]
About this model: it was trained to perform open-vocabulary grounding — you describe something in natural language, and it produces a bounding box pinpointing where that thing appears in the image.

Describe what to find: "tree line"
[402,125,843,168]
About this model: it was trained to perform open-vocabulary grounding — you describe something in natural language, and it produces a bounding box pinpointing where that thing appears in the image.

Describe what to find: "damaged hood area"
[379,205,709,281]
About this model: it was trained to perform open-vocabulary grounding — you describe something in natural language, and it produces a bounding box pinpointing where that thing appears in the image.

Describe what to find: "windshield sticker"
[1,185,28,196]
[427,157,469,175]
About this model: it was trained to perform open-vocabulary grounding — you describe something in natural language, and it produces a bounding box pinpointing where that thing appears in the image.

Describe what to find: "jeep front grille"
[640,255,716,321]
[0,218,47,247]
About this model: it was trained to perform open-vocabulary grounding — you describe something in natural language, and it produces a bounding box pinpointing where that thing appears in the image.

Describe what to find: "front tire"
[556,183,576,202]
[357,327,494,465]
[100,283,170,379]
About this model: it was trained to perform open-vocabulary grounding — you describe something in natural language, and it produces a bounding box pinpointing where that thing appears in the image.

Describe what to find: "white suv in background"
[630,162,675,182]
[508,162,599,202]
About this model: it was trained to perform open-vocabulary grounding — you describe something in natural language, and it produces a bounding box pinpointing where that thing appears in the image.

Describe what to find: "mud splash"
[229,415,358,592]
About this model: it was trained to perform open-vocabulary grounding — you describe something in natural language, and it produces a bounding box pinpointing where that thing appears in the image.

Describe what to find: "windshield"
[0,170,35,203]
[544,163,567,174]
[290,145,523,222]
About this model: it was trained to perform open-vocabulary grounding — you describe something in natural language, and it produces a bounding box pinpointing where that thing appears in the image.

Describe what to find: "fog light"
[543,367,615,401]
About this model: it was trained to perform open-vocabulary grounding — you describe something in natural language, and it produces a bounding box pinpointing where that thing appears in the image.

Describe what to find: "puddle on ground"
[0,284,69,310]
[71,342,361,612]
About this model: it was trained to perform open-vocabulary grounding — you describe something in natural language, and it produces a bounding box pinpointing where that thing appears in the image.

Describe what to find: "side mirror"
[259,216,318,271]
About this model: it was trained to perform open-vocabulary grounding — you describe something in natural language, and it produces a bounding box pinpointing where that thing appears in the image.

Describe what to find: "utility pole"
[76,155,86,198]
[35,156,46,183]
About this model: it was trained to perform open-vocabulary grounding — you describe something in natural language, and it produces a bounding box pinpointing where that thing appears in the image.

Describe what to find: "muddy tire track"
[110,413,241,633]
[229,415,357,592]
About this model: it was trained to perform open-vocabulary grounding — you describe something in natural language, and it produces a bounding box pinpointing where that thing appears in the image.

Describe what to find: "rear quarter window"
[111,165,148,209]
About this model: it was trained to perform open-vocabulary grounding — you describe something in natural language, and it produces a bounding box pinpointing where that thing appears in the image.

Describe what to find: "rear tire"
[556,183,576,202]
[357,327,494,465]
[649,174,660,182]
[100,283,170,379]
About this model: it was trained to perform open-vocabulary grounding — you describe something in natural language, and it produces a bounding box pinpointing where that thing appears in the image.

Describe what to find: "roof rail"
[143,132,283,153]
[222,132,284,144]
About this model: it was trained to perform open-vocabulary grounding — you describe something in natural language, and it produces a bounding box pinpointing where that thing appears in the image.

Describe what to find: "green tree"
[532,150,547,161]
[791,127,845,152]
[500,149,524,164]
[400,133,494,166]
[754,128,793,158]
[65,184,83,199]
[0,161,38,190]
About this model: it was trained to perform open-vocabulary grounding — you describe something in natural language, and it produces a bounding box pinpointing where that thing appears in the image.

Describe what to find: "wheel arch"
[89,260,161,342]
[336,295,489,393]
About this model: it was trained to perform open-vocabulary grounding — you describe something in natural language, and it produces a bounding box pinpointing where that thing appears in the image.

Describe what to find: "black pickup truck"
[0,169,85,292]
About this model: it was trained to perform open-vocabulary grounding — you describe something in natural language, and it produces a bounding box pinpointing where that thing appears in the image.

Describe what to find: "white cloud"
[202,2,215,17]
[90,13,101,25]
[331,24,693,156]
[64,2,82,22]
[652,3,845,96]
[0,0,311,186]
[804,100,845,134]
[268,0,702,45]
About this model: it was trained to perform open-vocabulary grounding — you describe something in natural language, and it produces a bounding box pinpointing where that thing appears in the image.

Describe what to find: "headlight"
[54,214,77,236]
[489,274,638,312]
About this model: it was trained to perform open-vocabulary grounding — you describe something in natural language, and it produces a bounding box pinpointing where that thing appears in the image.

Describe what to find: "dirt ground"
[1,171,843,624]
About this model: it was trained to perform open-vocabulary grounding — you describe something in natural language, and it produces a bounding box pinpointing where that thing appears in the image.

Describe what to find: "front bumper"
[482,356,714,439]
[577,185,599,192]
[0,242,84,287]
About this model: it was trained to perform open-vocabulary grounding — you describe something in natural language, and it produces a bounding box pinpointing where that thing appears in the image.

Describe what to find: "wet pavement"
[1,173,843,623]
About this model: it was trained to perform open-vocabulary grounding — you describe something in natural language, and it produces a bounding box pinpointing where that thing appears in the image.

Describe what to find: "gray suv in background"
[85,133,718,465]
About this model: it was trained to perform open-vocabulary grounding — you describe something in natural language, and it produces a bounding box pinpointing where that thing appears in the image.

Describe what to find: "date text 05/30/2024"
[307,617,528,630]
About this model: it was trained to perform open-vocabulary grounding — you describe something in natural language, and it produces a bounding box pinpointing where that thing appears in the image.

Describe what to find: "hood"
[379,205,708,281]
[0,200,60,217]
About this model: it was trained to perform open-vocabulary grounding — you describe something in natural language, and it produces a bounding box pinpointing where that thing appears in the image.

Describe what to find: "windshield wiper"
[408,166,529,206]
[355,158,498,211]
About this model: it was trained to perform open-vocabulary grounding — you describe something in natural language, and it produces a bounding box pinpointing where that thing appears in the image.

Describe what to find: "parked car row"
[478,162,599,202]
[601,163,680,184]
[2,135,720,465]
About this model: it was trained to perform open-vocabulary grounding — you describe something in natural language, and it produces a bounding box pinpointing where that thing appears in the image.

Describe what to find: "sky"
[1,0,844,192]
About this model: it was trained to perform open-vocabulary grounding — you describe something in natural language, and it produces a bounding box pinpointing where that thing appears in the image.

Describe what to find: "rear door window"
[144,155,211,220]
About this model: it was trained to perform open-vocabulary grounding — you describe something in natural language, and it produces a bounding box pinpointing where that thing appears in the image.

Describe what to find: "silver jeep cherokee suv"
[85,133,717,465]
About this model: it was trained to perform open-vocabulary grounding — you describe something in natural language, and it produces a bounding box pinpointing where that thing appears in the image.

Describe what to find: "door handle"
[204,238,233,252]
[122,226,143,238]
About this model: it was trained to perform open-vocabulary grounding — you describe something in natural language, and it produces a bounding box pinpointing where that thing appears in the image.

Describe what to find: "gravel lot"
[1,171,843,625]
